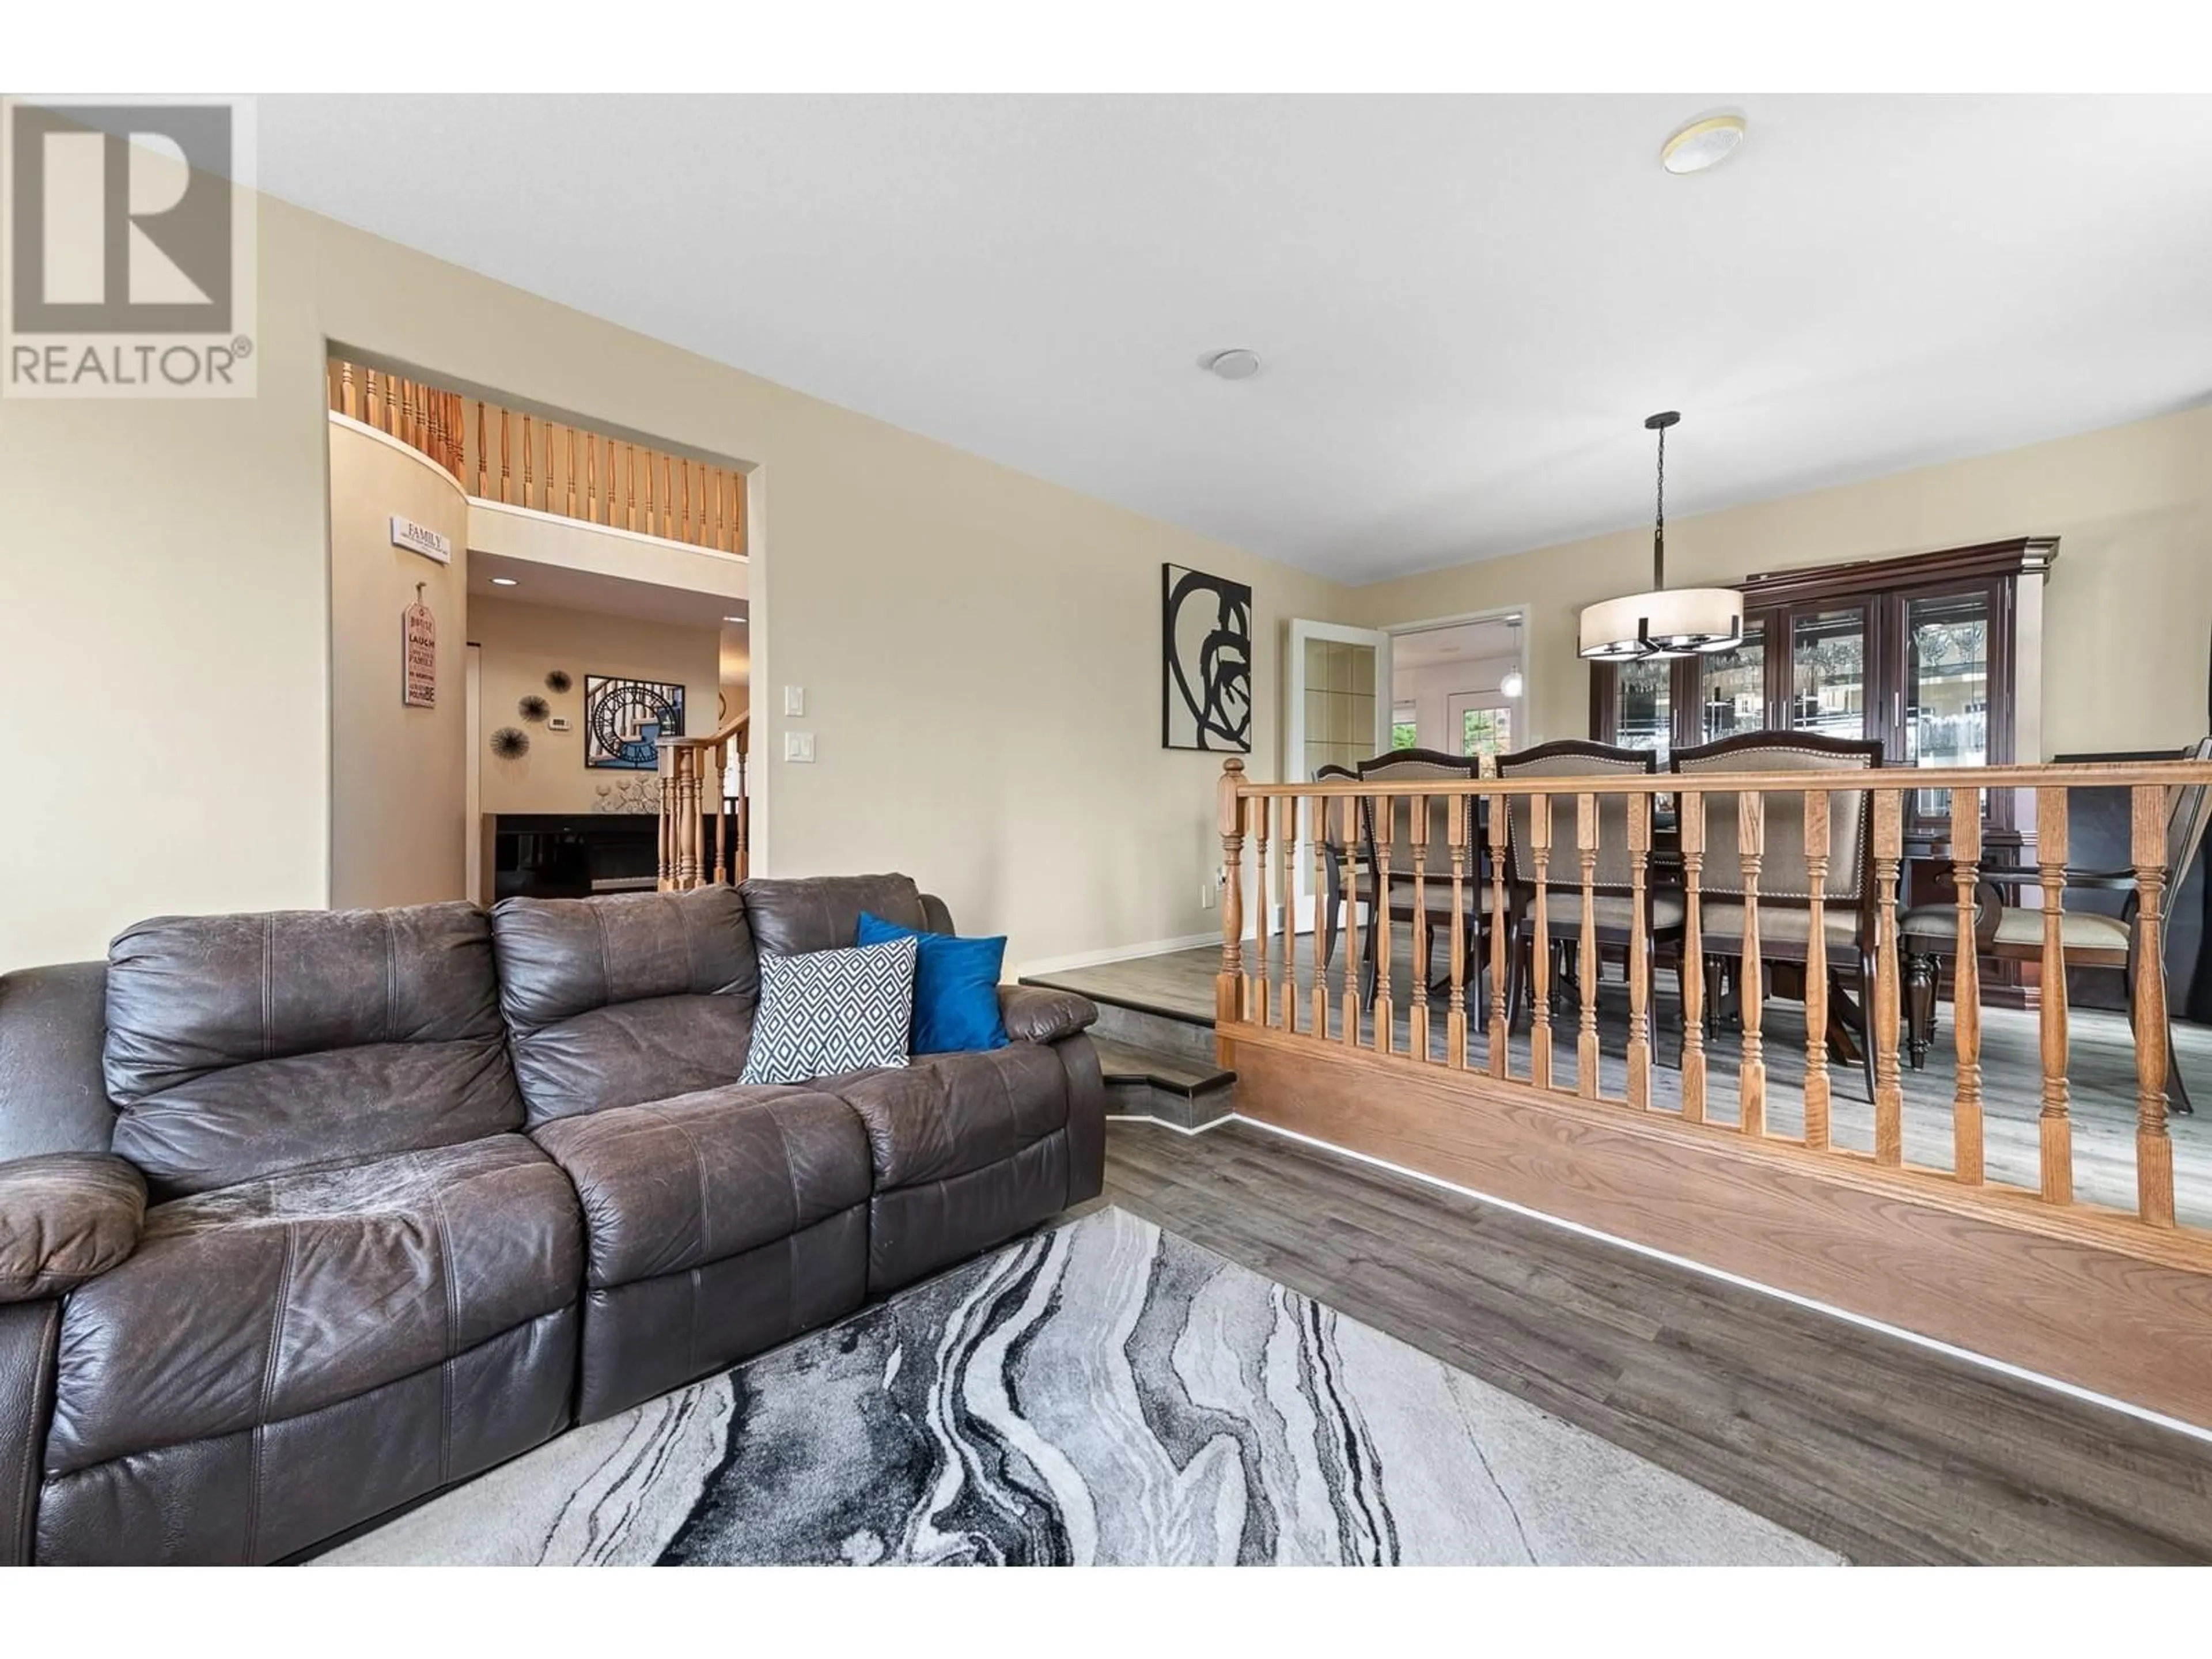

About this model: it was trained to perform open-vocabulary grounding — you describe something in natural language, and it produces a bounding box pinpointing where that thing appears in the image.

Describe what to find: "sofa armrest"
[0,1153,146,1304]
[919,892,957,936]
[997,986,1098,1047]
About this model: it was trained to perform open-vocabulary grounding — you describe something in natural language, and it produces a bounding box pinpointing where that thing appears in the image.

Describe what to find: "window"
[1391,704,1419,750]
[1460,706,1513,757]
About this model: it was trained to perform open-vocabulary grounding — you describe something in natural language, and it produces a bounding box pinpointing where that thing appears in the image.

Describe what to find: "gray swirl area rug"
[320,1206,1840,1566]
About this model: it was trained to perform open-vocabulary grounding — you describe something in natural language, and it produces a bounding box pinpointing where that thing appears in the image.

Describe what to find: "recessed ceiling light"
[1660,114,1747,176]
[490,576,519,586]
[1202,348,1261,381]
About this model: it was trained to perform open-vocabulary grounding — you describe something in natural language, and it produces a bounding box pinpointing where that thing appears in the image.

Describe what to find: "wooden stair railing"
[656,714,749,890]
[327,355,748,557]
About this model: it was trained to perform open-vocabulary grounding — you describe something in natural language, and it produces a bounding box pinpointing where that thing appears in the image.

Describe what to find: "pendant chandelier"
[1577,411,1744,661]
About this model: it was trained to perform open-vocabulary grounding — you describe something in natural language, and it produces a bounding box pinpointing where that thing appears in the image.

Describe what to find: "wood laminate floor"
[1032,935,2212,1229]
[1100,1118,2212,1565]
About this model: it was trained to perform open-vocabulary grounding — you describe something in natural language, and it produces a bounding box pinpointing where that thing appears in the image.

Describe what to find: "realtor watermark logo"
[2,95,257,397]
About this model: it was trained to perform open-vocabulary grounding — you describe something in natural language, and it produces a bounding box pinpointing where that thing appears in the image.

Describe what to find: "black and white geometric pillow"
[738,937,918,1085]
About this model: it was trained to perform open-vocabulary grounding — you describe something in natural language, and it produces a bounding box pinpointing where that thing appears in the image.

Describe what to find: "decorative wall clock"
[584,675,685,770]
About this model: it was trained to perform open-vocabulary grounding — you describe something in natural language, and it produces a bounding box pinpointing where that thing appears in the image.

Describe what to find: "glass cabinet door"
[1903,587,1993,821]
[1789,605,1873,740]
[1612,656,1674,763]
[1695,619,1767,741]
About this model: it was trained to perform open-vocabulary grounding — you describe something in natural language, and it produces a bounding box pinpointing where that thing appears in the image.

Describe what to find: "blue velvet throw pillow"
[856,911,1009,1054]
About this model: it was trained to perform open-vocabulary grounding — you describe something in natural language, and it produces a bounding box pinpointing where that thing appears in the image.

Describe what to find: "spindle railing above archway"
[327,355,748,557]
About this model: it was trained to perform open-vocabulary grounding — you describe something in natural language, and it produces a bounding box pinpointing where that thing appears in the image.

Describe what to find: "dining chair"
[1496,741,1675,1043]
[1352,749,1487,1013]
[1899,734,2212,1115]
[1669,732,1886,1101]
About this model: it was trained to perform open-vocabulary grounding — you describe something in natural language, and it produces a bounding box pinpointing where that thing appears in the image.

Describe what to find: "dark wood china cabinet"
[1590,536,2058,1002]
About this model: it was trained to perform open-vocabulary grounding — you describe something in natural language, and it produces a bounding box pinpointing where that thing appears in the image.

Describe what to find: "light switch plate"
[784,730,816,763]
[783,685,806,717]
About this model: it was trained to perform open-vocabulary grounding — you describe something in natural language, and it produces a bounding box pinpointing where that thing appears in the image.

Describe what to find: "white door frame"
[1283,618,1395,931]
[1384,602,1534,745]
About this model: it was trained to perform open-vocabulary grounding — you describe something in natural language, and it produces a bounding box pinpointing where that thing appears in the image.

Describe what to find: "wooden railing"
[327,357,748,556]
[1213,757,2212,1234]
[656,714,748,889]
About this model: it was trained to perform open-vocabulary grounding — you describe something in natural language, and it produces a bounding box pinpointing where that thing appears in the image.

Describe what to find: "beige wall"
[0,183,1354,971]
[1352,405,2212,760]
[328,419,470,908]
[472,596,719,816]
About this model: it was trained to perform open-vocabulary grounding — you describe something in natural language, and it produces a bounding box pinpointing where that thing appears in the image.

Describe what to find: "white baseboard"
[1014,932,1220,978]
[1103,1112,1234,1137]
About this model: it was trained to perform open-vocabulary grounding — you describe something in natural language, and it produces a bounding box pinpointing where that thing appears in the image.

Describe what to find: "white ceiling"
[1395,616,1522,669]
[262,96,2212,584]
[468,551,750,681]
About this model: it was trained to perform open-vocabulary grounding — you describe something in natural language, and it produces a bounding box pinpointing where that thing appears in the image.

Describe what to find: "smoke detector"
[1202,349,1261,381]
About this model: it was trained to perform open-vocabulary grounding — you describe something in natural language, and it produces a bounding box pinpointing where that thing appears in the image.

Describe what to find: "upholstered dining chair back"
[2159,736,2212,926]
[1313,763,1358,855]
[1670,733,1885,904]
[1497,741,1656,895]
[1354,750,1482,875]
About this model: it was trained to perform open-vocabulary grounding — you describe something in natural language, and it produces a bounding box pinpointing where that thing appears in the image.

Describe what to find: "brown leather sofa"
[0,874,1103,1565]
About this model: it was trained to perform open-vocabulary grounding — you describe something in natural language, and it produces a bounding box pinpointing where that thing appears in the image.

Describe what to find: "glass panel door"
[1696,619,1767,741]
[1904,588,1992,821]
[1285,619,1395,925]
[1613,656,1673,762]
[1789,605,1872,739]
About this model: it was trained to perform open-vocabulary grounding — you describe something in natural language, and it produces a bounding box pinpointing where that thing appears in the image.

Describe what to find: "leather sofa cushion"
[0,1154,145,1303]
[532,1084,871,1288]
[741,874,930,959]
[46,1135,581,1478]
[824,1044,1071,1191]
[0,963,115,1162]
[490,889,759,1126]
[104,906,522,1199]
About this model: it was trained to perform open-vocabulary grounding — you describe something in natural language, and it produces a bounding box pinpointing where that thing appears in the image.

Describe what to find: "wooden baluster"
[1251,793,1271,1028]
[1627,793,1652,1109]
[1487,790,1509,1078]
[1802,790,1832,1151]
[683,460,696,544]
[1680,790,1707,1123]
[522,415,535,508]
[2131,783,2176,1227]
[475,402,488,498]
[1575,792,1600,1098]
[396,378,410,444]
[1529,793,1554,1091]
[1738,793,1767,1136]
[584,429,598,522]
[1873,789,1906,1166]
[339,359,355,419]
[626,444,638,531]
[500,410,512,504]
[1216,760,1247,1051]
[646,446,659,536]
[565,427,578,518]
[662,454,676,539]
[1276,795,1296,1033]
[1339,794,1362,1051]
[1951,787,1985,1184]
[732,469,748,556]
[1310,795,1330,1039]
[363,369,380,433]
[711,468,726,550]
[2036,787,2074,1205]
[543,419,555,513]
[1410,795,1430,1062]
[1447,796,1469,1071]
[451,393,465,477]
[656,747,675,889]
[1372,797,1395,1055]
[712,744,729,882]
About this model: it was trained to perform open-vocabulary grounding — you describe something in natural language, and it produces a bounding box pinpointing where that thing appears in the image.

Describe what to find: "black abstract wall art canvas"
[1162,564,1252,752]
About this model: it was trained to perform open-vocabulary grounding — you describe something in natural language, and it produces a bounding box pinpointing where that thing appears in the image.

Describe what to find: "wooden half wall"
[1222,1020,2212,1433]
